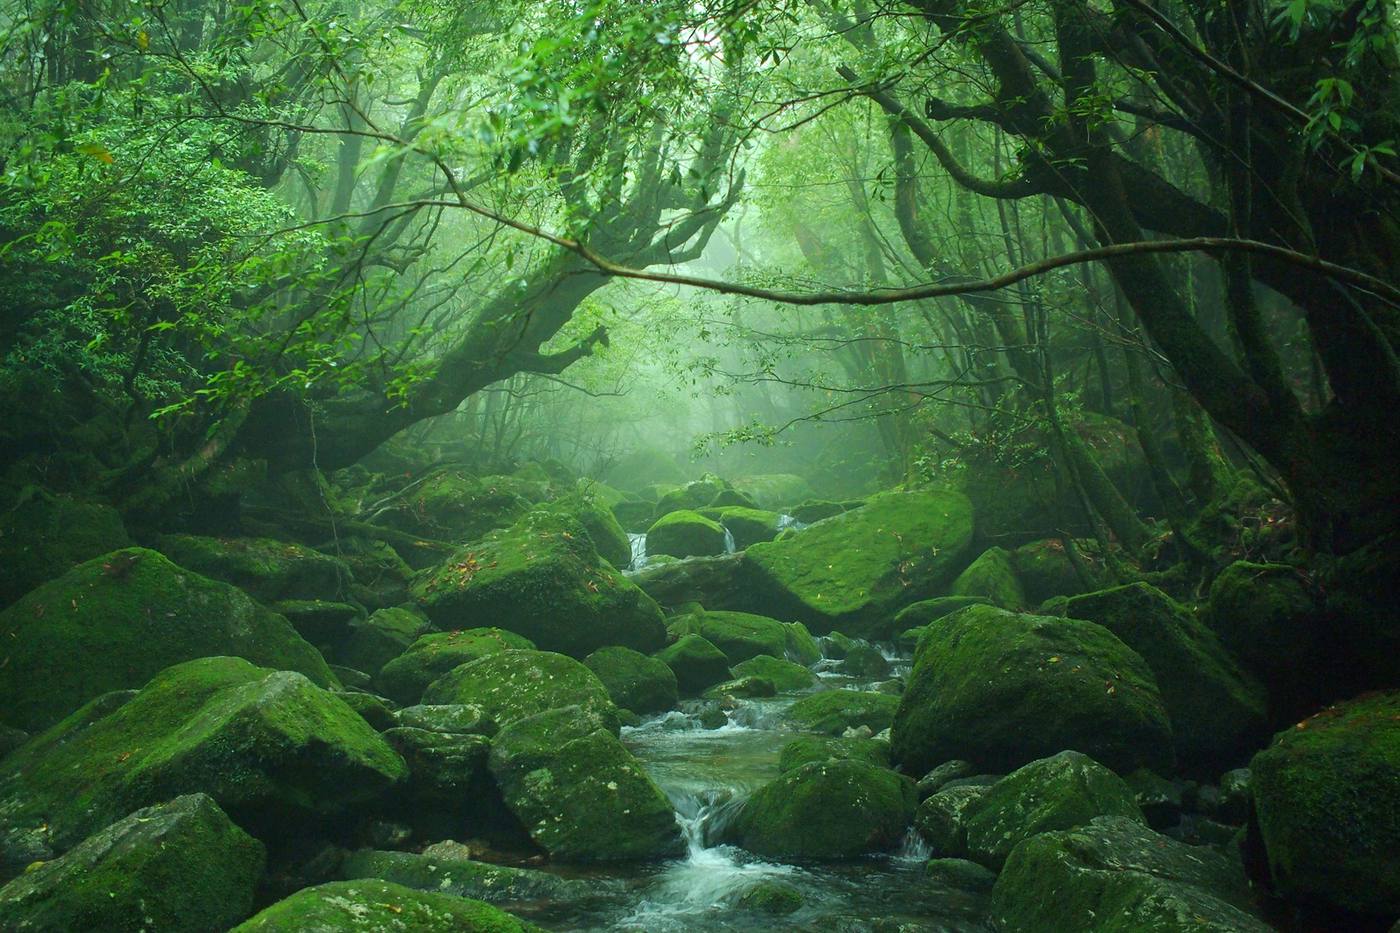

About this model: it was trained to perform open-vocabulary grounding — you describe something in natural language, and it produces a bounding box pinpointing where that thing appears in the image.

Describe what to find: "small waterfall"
[628,532,648,571]
[893,827,932,862]
[722,526,737,554]
[776,513,808,532]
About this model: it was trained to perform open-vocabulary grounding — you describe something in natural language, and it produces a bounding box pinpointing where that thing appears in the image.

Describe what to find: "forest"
[0,0,1397,930]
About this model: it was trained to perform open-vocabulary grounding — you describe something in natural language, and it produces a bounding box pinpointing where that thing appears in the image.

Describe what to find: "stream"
[519,654,994,932]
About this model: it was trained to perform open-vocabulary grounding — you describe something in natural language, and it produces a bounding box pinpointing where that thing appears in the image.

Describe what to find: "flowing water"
[521,667,994,931]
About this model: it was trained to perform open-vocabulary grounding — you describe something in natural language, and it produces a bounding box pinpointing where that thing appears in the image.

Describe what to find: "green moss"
[778,735,889,773]
[375,629,534,706]
[700,506,783,548]
[156,534,350,602]
[1056,583,1266,769]
[730,759,916,858]
[783,690,900,736]
[961,751,1143,869]
[0,548,337,732]
[1206,561,1320,691]
[488,707,683,861]
[733,655,816,692]
[654,634,732,696]
[673,610,794,664]
[381,470,544,543]
[990,816,1270,932]
[0,793,264,932]
[336,607,433,677]
[340,849,593,904]
[422,649,619,733]
[742,490,975,637]
[412,511,666,658]
[583,646,679,714]
[790,500,847,524]
[894,596,992,637]
[914,785,988,856]
[735,879,804,914]
[646,509,727,558]
[1250,691,1400,917]
[702,676,776,699]
[948,547,1026,610]
[231,879,542,931]
[0,489,130,609]
[1010,538,1094,604]
[891,605,1174,776]
[0,657,405,877]
[543,493,632,569]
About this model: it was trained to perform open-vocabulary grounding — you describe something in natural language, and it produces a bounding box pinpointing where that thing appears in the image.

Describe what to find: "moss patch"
[375,629,534,706]
[231,878,541,931]
[422,649,619,734]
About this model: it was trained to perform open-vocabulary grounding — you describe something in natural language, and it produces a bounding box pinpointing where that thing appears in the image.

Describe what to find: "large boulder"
[379,469,544,544]
[654,635,732,696]
[375,629,534,706]
[892,605,1174,776]
[990,816,1271,932]
[741,490,975,637]
[584,646,679,715]
[733,655,816,692]
[155,534,351,602]
[545,495,632,569]
[340,848,595,906]
[672,610,813,665]
[701,506,783,548]
[783,690,900,736]
[653,475,731,518]
[0,548,337,732]
[728,759,916,858]
[731,473,815,510]
[778,735,889,773]
[231,879,540,932]
[1010,537,1095,604]
[334,606,433,677]
[646,509,728,559]
[0,657,406,879]
[1206,561,1322,711]
[948,546,1026,609]
[0,793,263,933]
[421,649,620,733]
[488,706,683,861]
[0,488,131,609]
[412,511,667,658]
[1054,583,1267,770]
[1250,691,1400,918]
[960,751,1143,869]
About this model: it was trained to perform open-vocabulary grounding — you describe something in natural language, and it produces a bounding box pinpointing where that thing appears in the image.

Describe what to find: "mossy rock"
[741,490,976,637]
[584,646,679,715]
[734,879,804,913]
[671,609,800,665]
[990,816,1270,932]
[653,476,732,519]
[412,511,666,658]
[335,607,434,677]
[544,494,632,569]
[422,649,619,733]
[835,642,891,678]
[269,598,361,646]
[1055,583,1267,770]
[731,474,815,510]
[488,706,683,861]
[1010,538,1094,604]
[393,704,494,735]
[790,500,847,524]
[733,655,816,692]
[654,634,732,696]
[783,690,900,736]
[702,676,777,700]
[156,534,351,602]
[340,848,595,905]
[339,691,396,731]
[0,548,337,732]
[1250,691,1400,917]
[915,784,989,855]
[611,499,657,534]
[0,793,263,933]
[948,546,1026,610]
[960,751,1143,869]
[778,735,890,773]
[1206,561,1321,701]
[0,657,406,879]
[891,604,1174,776]
[894,596,992,636]
[375,629,534,706]
[0,488,131,609]
[380,470,544,544]
[701,506,783,548]
[729,759,916,858]
[646,509,728,559]
[231,879,541,932]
